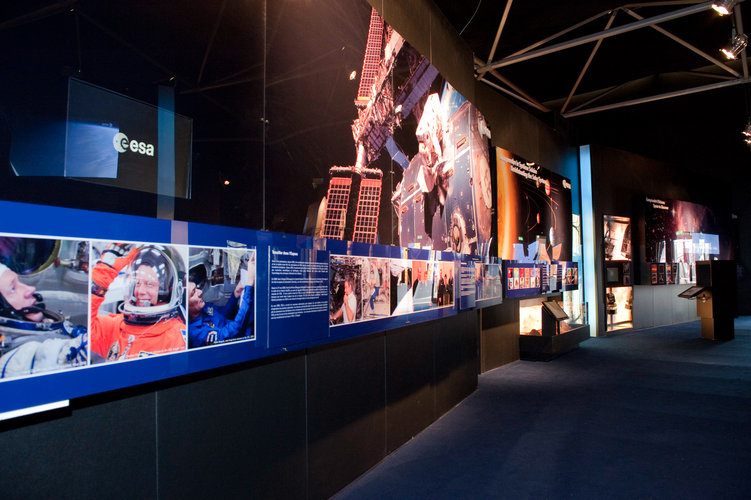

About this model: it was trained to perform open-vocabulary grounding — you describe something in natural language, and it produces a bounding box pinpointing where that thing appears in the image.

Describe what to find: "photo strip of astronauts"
[0,237,88,379]
[90,242,187,362]
[187,247,255,348]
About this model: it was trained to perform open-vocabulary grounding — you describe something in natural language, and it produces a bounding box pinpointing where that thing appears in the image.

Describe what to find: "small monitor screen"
[678,286,707,299]
[542,300,569,320]
[606,266,620,283]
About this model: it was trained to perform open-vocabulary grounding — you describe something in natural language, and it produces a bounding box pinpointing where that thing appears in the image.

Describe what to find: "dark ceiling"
[1,0,748,234]
[432,0,751,174]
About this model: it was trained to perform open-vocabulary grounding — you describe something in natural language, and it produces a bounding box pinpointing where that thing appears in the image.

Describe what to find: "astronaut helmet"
[0,262,67,335]
[188,249,210,291]
[121,246,184,325]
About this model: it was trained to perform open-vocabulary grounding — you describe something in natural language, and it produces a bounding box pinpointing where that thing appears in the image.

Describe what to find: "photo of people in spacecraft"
[187,246,255,348]
[361,257,390,321]
[0,236,89,379]
[387,258,454,316]
[89,241,188,363]
[329,255,362,326]
[389,259,413,316]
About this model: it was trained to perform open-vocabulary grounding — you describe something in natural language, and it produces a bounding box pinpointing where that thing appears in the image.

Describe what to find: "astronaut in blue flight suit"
[187,280,253,348]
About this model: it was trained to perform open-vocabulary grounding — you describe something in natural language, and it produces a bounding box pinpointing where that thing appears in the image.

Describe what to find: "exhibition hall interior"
[0,0,749,498]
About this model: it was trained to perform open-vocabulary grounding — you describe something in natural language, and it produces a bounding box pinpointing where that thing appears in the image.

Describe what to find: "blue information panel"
[459,258,477,310]
[268,247,329,348]
[0,200,513,415]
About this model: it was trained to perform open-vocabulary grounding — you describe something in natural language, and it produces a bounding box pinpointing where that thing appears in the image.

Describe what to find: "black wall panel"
[434,311,479,416]
[0,389,158,499]
[385,321,436,453]
[156,355,307,500]
[731,179,751,315]
[589,145,734,335]
[480,301,520,372]
[307,335,386,500]
[370,0,430,74]
[0,312,480,500]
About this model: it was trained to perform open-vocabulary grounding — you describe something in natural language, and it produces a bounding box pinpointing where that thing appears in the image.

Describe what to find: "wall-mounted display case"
[603,215,633,332]
[605,286,633,331]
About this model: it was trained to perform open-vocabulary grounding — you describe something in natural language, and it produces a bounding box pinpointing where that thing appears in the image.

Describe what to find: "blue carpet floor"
[335,319,751,499]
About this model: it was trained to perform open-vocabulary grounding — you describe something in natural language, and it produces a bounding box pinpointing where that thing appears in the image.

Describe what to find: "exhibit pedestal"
[694,260,736,341]
[519,324,590,361]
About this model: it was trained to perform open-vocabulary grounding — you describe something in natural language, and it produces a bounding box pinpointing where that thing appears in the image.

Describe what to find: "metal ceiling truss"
[477,0,749,117]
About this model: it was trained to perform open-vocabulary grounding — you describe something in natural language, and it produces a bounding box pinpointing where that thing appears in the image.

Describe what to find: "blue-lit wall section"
[561,147,580,216]
[579,145,597,336]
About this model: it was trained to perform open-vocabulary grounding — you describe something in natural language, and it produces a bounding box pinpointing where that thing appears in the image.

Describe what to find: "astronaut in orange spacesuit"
[90,244,186,361]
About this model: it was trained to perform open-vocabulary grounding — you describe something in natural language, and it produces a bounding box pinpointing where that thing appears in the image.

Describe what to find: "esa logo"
[112,132,155,156]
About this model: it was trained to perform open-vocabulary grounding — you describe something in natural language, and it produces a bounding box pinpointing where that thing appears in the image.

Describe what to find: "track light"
[742,120,751,146]
[721,32,748,59]
[712,0,738,16]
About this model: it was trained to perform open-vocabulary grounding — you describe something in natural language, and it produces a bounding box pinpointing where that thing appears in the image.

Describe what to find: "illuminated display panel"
[496,148,573,262]
[644,197,730,263]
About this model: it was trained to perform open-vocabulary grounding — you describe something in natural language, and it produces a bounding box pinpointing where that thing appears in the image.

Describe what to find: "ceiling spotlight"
[712,0,738,16]
[742,121,751,146]
[349,70,357,80]
[224,180,230,186]
[721,32,748,59]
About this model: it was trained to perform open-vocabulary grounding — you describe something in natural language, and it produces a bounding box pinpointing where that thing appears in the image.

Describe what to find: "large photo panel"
[268,1,492,251]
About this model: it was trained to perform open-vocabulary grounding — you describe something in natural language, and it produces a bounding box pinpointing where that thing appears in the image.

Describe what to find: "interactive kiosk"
[678,260,736,340]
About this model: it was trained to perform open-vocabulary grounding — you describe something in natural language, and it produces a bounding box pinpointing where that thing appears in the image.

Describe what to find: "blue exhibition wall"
[0,200,491,414]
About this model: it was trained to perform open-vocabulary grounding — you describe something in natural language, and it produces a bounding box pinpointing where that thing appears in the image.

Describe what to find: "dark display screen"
[65,79,193,197]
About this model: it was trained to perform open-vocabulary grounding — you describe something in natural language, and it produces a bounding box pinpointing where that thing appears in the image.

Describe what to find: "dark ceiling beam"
[685,70,738,79]
[197,0,228,85]
[621,1,706,8]
[479,0,514,78]
[562,76,751,117]
[474,56,549,110]
[75,8,191,87]
[0,0,77,32]
[180,76,259,95]
[734,3,749,78]
[562,11,618,114]
[564,85,624,114]
[505,10,612,59]
[622,7,739,77]
[479,2,715,72]
[75,8,243,122]
[478,76,550,112]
